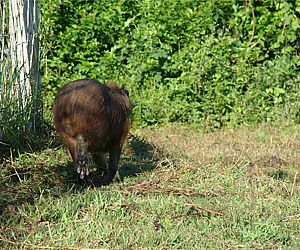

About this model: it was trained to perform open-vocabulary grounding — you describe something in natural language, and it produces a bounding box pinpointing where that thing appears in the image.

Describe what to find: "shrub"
[40,0,300,128]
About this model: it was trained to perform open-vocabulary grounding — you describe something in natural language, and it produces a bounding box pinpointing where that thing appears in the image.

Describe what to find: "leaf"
[274,87,285,95]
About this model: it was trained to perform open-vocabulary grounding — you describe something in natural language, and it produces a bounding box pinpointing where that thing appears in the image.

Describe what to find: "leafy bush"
[40,0,300,128]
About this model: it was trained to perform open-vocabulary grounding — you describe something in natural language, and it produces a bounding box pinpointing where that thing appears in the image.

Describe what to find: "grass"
[0,124,300,249]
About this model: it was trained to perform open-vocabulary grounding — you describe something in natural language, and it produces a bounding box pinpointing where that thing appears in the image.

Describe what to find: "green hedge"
[41,0,300,128]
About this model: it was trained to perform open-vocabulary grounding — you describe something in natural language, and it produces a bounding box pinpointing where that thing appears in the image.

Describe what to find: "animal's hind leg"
[75,135,90,179]
[93,152,107,173]
[101,146,121,184]
[62,134,89,180]
[61,134,78,166]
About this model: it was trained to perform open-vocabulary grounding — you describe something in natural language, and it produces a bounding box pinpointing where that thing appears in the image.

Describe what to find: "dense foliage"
[41,0,300,128]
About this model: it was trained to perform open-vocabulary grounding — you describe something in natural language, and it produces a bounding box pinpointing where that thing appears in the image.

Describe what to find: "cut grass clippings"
[1,124,300,249]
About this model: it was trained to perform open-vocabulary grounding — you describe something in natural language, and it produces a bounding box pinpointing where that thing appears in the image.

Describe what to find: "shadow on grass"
[119,133,161,178]
[0,133,161,221]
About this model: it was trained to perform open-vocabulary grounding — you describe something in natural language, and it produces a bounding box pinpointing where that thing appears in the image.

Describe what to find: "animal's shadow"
[68,133,161,187]
[0,134,161,221]
[119,133,161,178]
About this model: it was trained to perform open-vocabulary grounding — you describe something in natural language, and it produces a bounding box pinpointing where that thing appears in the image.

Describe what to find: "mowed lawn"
[1,125,300,249]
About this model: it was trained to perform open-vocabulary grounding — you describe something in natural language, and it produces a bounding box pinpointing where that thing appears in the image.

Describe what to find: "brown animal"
[52,79,131,184]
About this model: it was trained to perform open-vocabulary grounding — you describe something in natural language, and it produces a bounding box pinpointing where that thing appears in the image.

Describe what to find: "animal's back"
[53,79,129,152]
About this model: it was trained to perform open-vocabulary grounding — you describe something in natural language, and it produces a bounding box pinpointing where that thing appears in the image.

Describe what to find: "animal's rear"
[53,79,131,183]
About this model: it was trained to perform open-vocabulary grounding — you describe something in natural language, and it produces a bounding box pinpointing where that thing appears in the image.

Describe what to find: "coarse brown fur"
[52,79,131,184]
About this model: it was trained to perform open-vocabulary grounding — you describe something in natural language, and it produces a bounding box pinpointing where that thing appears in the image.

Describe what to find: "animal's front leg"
[76,135,90,179]
[76,154,90,179]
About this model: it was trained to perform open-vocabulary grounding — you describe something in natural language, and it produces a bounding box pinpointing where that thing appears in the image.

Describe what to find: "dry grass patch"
[141,124,300,181]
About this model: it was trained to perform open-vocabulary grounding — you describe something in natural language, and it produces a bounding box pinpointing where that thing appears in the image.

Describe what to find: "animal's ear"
[123,88,129,96]
[120,85,129,96]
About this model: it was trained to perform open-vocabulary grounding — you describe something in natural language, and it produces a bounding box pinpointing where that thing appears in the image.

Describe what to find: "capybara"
[52,79,131,184]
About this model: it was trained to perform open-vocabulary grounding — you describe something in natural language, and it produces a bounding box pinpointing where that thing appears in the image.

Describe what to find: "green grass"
[1,125,300,249]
